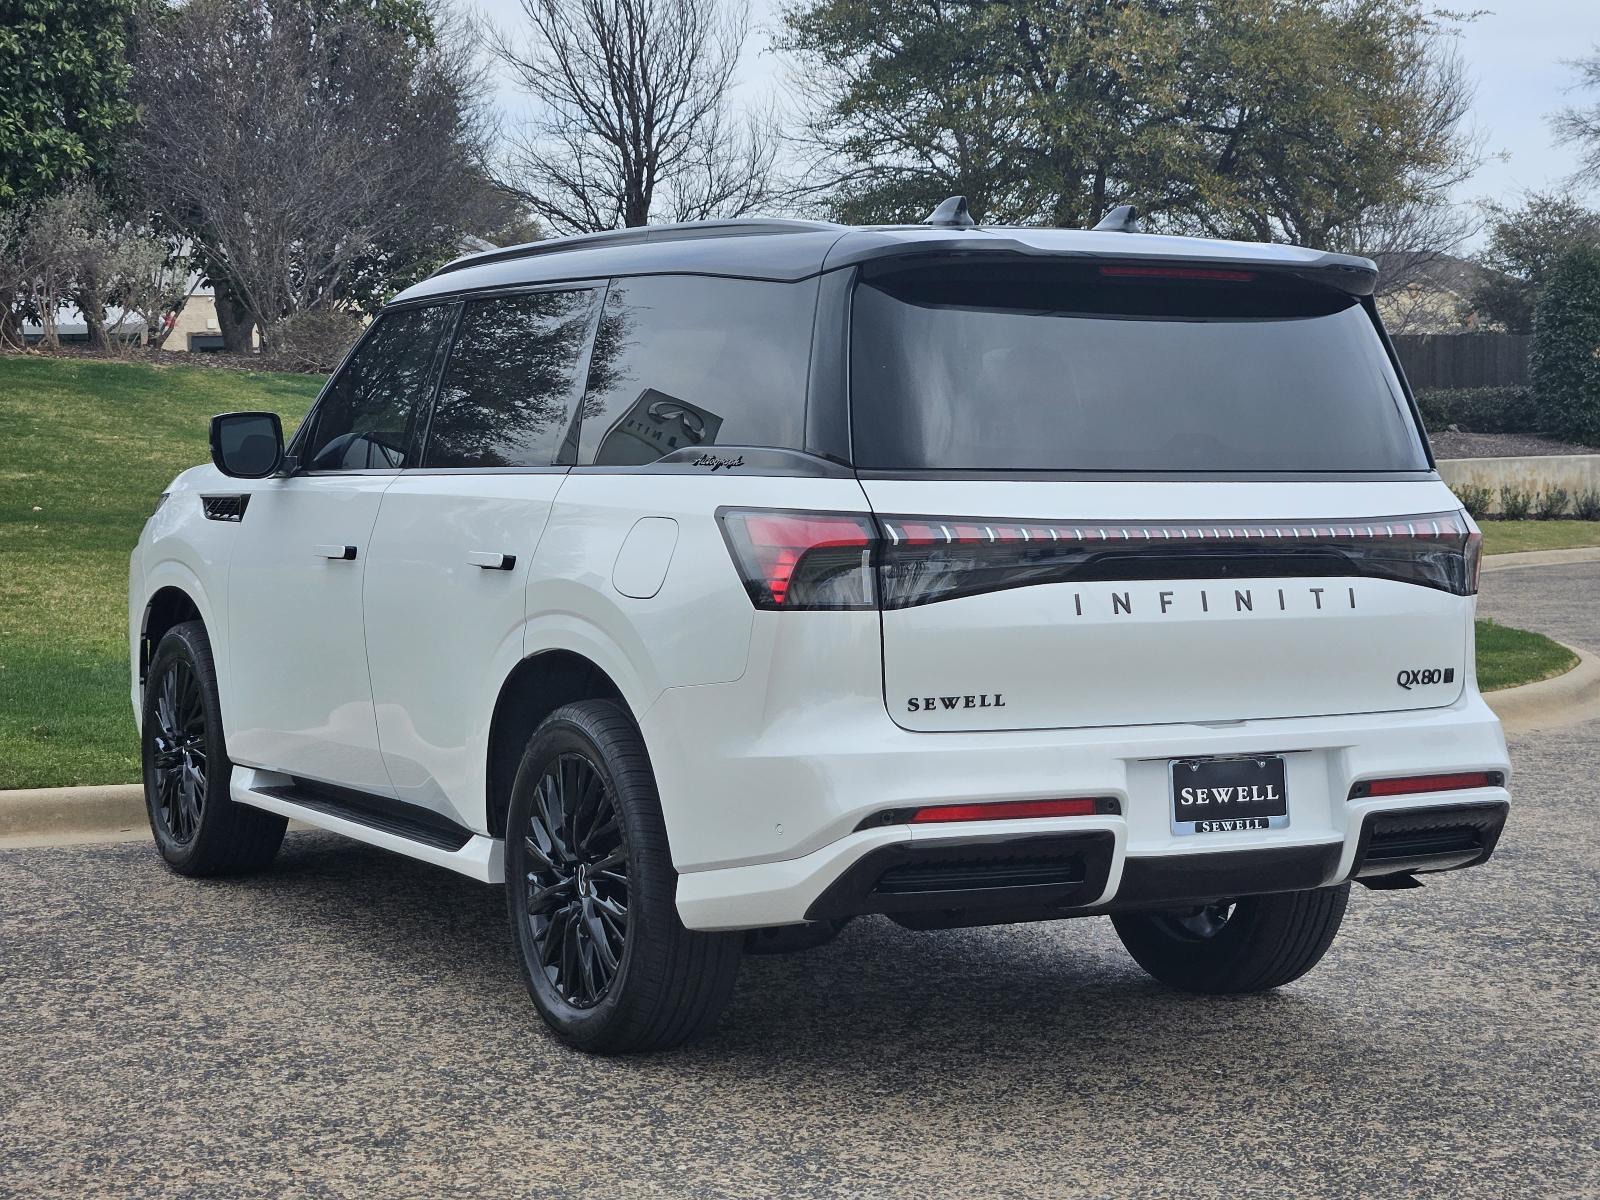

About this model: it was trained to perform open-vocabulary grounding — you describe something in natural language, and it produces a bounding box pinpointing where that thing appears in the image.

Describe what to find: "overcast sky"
[473,0,1600,239]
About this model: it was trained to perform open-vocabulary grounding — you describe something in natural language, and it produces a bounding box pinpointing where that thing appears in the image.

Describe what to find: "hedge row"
[1413,386,1540,435]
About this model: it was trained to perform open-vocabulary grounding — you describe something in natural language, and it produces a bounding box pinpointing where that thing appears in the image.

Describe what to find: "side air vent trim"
[201,494,250,523]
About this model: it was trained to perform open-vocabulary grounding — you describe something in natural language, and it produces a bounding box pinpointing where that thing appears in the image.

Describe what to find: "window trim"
[572,272,820,469]
[410,280,608,473]
[287,299,458,476]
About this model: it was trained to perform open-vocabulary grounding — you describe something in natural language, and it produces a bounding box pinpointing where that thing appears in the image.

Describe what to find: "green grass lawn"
[1481,519,1600,556]
[1474,618,1580,692]
[0,355,321,789]
[0,354,1585,788]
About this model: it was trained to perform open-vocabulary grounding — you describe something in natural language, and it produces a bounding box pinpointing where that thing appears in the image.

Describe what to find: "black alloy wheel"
[520,752,631,1008]
[505,700,742,1053]
[140,620,286,876]
[149,656,209,845]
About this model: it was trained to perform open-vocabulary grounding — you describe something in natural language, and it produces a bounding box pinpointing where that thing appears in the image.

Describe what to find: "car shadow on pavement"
[221,830,1382,1086]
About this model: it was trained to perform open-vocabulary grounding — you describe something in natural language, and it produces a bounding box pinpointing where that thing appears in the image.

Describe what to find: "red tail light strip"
[718,507,1480,611]
[878,513,1472,547]
[875,510,1480,607]
[1350,771,1504,800]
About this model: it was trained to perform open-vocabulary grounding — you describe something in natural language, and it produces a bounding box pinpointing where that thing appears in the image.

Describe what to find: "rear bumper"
[677,791,1510,930]
[658,674,1511,930]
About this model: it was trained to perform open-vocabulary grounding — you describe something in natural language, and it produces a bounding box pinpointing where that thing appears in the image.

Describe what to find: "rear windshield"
[849,262,1428,473]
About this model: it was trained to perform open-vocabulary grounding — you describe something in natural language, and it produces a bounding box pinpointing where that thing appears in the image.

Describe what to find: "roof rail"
[429,218,841,278]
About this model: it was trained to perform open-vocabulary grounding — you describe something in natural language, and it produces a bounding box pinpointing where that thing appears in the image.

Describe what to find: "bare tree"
[490,0,779,233]
[1552,46,1600,189]
[129,0,502,351]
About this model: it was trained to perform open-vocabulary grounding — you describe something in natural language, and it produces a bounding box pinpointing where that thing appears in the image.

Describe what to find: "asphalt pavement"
[2,566,1596,1199]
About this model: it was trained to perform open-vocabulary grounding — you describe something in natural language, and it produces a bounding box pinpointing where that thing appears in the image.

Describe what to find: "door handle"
[467,551,516,571]
[314,544,358,561]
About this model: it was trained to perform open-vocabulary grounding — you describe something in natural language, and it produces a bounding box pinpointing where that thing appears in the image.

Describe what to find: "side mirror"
[210,411,284,478]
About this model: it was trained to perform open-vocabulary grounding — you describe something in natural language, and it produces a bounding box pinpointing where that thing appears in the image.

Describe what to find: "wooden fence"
[1390,334,1530,391]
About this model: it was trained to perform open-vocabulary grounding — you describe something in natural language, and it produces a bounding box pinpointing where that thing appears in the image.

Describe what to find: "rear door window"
[577,275,817,466]
[850,262,1428,473]
[302,305,452,471]
[423,289,600,469]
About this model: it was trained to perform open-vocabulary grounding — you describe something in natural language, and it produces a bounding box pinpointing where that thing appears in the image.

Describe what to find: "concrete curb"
[1484,645,1600,737]
[2,644,1596,846]
[0,785,146,847]
[1483,546,1600,572]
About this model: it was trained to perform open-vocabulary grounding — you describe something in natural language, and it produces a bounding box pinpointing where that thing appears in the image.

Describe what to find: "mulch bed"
[1429,431,1600,460]
[4,346,322,374]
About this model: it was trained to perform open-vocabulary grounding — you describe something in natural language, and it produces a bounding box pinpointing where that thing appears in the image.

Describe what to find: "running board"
[230,767,504,883]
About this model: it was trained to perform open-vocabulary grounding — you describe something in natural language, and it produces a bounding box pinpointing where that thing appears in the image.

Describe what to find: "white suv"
[130,205,1511,1053]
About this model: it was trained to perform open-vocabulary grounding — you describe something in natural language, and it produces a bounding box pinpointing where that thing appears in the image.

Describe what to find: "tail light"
[1464,524,1483,594]
[876,510,1480,608]
[717,508,876,609]
[718,508,1479,611]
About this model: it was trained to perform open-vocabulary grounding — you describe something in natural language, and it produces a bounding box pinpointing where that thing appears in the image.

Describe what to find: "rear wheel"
[1112,884,1350,994]
[141,621,286,876]
[505,700,741,1053]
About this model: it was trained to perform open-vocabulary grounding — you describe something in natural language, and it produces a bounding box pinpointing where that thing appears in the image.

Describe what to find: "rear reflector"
[1350,771,1504,799]
[908,797,1102,823]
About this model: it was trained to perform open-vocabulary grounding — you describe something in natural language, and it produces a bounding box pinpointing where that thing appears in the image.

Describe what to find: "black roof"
[389,217,1379,306]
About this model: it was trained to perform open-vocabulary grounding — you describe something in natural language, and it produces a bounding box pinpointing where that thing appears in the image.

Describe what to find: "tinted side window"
[423,289,599,469]
[303,306,452,470]
[578,275,816,466]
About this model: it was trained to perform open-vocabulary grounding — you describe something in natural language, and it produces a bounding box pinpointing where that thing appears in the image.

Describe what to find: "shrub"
[1499,485,1533,520]
[1530,244,1600,445]
[1415,386,1540,435]
[1534,486,1571,519]
[271,309,363,373]
[1454,484,1494,519]
[1575,489,1600,520]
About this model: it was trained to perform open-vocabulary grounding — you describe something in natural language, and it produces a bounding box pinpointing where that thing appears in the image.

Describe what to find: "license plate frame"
[1170,755,1289,836]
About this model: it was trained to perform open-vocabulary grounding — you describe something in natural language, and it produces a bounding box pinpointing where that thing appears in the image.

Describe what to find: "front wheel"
[505,700,741,1053]
[1112,884,1350,994]
[141,620,286,876]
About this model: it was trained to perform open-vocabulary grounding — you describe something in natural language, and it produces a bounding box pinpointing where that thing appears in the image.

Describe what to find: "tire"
[504,700,742,1053]
[1111,884,1350,994]
[141,620,286,876]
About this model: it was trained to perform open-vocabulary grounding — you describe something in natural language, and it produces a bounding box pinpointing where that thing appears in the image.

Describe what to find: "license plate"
[1171,755,1288,835]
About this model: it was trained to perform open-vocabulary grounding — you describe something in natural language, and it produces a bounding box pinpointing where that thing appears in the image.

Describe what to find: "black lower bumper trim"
[803,831,1115,923]
[1110,842,1343,910]
[1351,800,1509,879]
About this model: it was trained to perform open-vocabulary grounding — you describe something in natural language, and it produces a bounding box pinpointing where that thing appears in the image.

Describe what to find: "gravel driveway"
[2,568,1596,1200]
